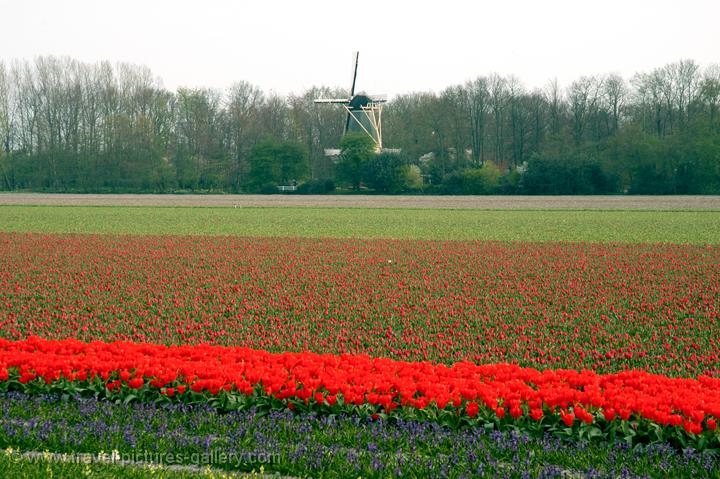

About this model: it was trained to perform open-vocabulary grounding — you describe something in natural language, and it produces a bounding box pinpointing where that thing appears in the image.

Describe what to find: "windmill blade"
[366,94,388,103]
[349,51,359,97]
[345,52,360,135]
[314,98,351,104]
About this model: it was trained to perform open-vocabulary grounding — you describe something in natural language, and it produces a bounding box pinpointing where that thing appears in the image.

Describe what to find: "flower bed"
[1,337,718,450]
[1,391,716,478]
[1,233,718,376]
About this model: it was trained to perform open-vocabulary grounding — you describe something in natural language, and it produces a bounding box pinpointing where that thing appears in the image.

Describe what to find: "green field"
[1,205,719,243]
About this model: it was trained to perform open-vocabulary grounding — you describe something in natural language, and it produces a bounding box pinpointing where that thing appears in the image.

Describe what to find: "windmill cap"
[349,92,387,109]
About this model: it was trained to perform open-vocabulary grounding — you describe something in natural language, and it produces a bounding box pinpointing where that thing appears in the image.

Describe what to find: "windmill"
[315,52,387,151]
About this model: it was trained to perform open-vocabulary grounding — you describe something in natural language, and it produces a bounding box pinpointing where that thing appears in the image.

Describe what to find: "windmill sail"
[344,52,360,134]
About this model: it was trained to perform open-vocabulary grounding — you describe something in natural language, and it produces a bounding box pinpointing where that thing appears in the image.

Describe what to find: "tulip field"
[1,234,718,375]
[0,203,719,478]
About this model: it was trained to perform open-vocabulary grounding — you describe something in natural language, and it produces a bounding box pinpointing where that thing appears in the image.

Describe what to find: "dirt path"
[0,193,718,209]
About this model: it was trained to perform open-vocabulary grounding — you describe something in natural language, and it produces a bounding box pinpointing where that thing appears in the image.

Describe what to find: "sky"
[2,0,719,98]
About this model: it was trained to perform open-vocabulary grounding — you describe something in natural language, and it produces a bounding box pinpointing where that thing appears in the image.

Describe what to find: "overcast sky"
[2,0,718,97]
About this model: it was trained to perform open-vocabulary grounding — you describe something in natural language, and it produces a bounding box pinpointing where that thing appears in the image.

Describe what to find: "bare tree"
[0,62,12,188]
[464,77,489,165]
[631,70,664,136]
[384,92,436,160]
[568,75,603,145]
[488,73,507,163]
[528,89,546,154]
[602,73,627,135]
[507,75,528,167]
[438,86,469,168]
[544,78,565,139]
[288,86,344,180]
[668,59,701,128]
[257,94,289,141]
[700,64,720,128]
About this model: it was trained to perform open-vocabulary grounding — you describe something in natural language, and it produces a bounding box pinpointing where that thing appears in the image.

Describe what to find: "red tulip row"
[1,337,719,437]
[1,233,718,376]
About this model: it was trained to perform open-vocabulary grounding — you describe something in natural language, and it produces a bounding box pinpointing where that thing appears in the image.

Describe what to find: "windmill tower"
[315,52,387,152]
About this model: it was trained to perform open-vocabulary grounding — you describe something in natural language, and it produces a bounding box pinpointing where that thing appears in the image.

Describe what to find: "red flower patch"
[0,337,718,436]
[0,233,717,377]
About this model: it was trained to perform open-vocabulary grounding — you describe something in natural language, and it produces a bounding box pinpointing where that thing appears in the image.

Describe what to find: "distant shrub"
[297,179,335,194]
[459,162,502,194]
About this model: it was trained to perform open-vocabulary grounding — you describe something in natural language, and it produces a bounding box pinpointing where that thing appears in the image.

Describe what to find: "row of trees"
[0,56,718,194]
[385,62,720,194]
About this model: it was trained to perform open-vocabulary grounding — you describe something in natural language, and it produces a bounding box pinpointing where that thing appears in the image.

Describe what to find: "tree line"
[0,56,718,194]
